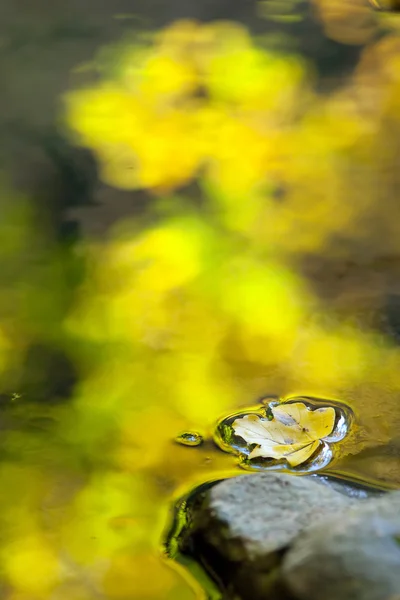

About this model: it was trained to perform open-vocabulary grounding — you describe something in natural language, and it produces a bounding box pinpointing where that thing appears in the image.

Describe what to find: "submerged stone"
[180,473,357,599]
[176,472,387,600]
[283,491,400,600]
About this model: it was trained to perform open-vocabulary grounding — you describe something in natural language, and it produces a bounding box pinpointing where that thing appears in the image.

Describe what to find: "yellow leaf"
[232,402,335,466]
[279,440,321,467]
[272,403,336,441]
[249,440,320,467]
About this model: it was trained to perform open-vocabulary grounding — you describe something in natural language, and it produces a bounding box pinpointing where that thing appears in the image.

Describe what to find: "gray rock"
[309,474,383,501]
[196,473,355,563]
[183,473,357,599]
[283,491,400,600]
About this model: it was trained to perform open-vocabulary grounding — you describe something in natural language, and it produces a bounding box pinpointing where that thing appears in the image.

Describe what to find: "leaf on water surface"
[232,402,335,467]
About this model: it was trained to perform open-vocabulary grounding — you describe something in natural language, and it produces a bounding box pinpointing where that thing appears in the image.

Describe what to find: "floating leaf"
[232,402,335,467]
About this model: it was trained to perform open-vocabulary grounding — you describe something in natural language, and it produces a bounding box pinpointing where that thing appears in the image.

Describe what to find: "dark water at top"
[1,0,400,599]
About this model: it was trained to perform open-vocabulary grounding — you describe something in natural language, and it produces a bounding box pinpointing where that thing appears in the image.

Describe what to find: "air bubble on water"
[175,431,204,447]
[213,396,353,474]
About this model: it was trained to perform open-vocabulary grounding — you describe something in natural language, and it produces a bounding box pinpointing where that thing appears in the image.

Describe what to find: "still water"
[1,0,400,599]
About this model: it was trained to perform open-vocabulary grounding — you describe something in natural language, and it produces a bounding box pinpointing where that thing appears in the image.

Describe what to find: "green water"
[1,1,400,599]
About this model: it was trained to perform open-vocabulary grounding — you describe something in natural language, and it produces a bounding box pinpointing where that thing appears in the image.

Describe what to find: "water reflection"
[1,3,400,600]
[175,432,205,447]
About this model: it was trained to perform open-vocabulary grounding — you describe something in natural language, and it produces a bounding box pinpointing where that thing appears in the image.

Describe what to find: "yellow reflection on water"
[1,13,400,600]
